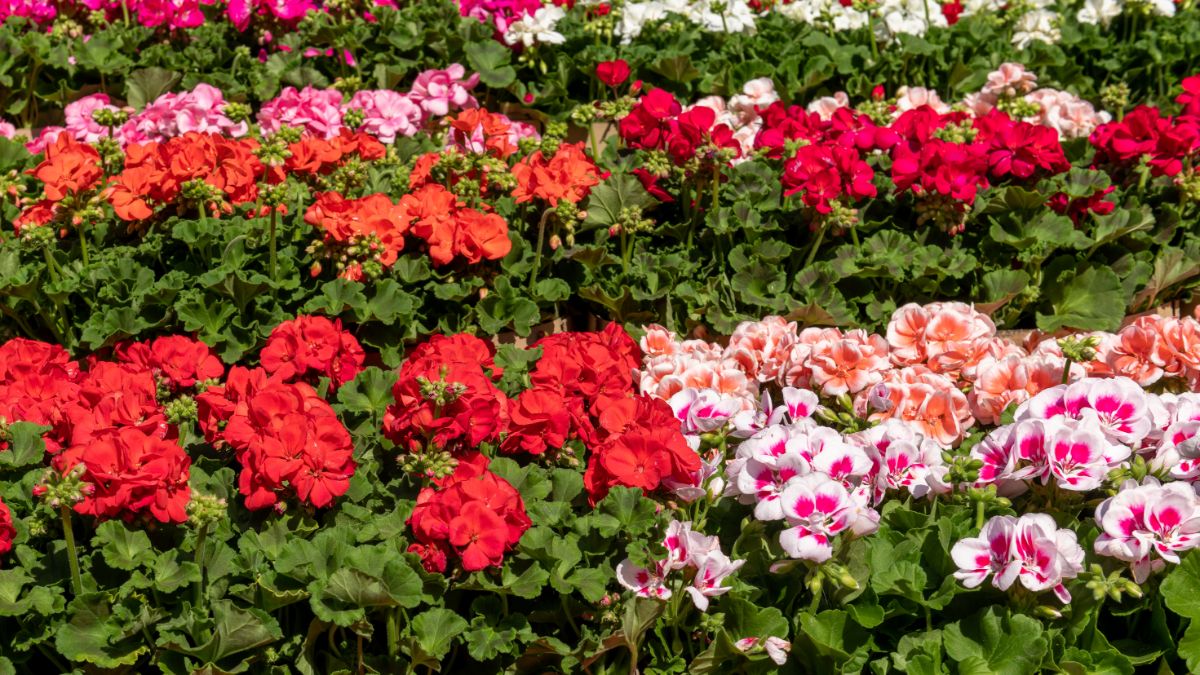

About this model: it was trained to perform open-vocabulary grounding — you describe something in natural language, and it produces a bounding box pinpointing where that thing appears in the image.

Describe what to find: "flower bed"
[5,306,1200,671]
[3,1,1200,671]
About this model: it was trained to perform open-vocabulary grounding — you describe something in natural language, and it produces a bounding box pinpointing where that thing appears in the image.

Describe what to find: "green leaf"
[0,421,47,468]
[595,486,658,538]
[158,599,282,667]
[465,41,516,88]
[1059,646,1134,675]
[1162,551,1200,620]
[94,520,155,571]
[412,608,468,660]
[568,567,610,603]
[336,367,398,419]
[55,593,149,668]
[1036,264,1127,332]
[942,606,1047,675]
[125,67,182,109]
[583,174,655,230]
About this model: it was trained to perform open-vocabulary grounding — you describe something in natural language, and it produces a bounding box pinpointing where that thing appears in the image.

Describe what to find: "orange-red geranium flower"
[30,134,103,202]
[512,142,601,206]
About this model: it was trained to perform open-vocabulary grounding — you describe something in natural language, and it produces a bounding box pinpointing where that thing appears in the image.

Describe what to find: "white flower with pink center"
[1016,376,1159,447]
[617,521,744,611]
[970,424,1030,497]
[616,559,673,599]
[685,549,746,611]
[664,447,727,503]
[952,513,1084,602]
[1094,478,1200,583]
[734,453,811,520]
[668,388,744,435]
[952,514,1015,589]
[735,636,791,665]
[778,473,856,562]
[1152,394,1200,480]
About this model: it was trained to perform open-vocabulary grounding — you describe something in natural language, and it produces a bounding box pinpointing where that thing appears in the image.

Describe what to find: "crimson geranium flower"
[0,497,16,558]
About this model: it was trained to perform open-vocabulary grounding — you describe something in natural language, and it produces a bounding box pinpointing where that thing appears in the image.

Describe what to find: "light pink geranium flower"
[807,329,892,396]
[257,85,345,139]
[346,90,425,143]
[725,316,800,383]
[64,93,121,143]
[409,64,480,118]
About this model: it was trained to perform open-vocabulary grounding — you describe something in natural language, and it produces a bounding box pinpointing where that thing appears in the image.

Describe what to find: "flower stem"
[388,608,401,666]
[193,522,209,612]
[60,506,83,596]
[803,219,829,269]
[269,207,278,282]
[529,209,550,292]
[77,226,90,267]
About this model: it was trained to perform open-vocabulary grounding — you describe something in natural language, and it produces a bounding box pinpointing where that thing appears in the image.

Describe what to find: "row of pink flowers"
[15,65,480,153]
[1,0,397,32]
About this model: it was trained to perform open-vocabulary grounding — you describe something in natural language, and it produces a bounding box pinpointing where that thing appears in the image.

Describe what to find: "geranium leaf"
[412,608,468,660]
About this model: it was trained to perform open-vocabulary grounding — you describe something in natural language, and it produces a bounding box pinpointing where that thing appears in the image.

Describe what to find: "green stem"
[194,522,209,612]
[529,210,550,292]
[268,207,278,282]
[77,225,90,267]
[621,229,631,280]
[60,506,83,596]
[807,584,822,615]
[802,220,829,269]
[561,594,579,636]
[1061,356,1074,385]
[975,499,985,530]
[388,608,401,666]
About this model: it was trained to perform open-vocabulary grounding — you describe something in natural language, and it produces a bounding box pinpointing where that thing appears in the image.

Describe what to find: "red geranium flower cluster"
[584,393,701,502]
[1090,106,1200,178]
[781,142,877,214]
[511,141,601,206]
[891,138,990,204]
[504,323,641,455]
[619,89,741,166]
[197,366,356,510]
[0,497,15,558]
[32,358,192,524]
[106,132,264,220]
[619,88,683,151]
[115,334,224,391]
[14,134,103,232]
[383,334,507,453]
[407,453,531,572]
[0,338,81,453]
[491,323,699,501]
[1178,75,1200,117]
[260,314,365,389]
[55,425,191,523]
[753,102,898,159]
[973,110,1070,180]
